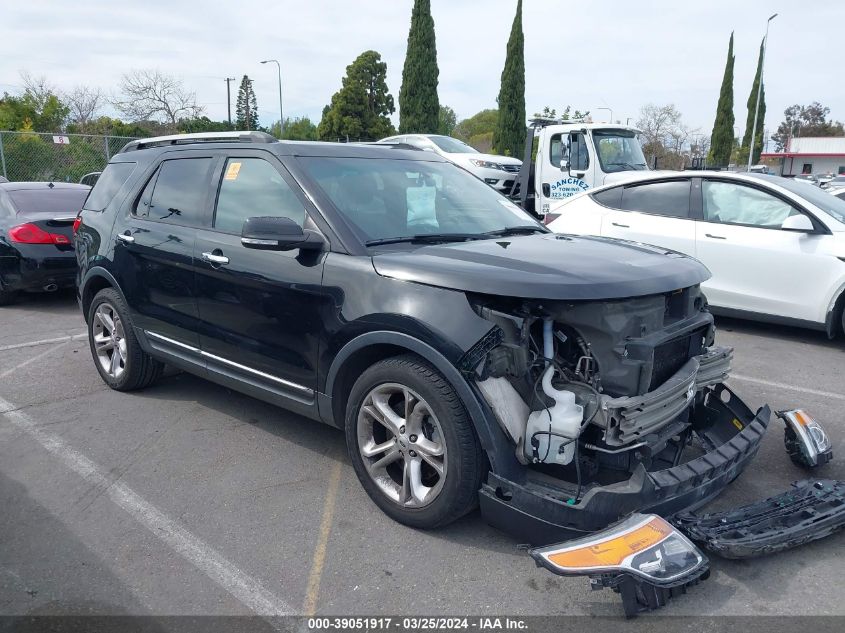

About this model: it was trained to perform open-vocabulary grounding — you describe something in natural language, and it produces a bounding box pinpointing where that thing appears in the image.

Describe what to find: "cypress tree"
[709,33,735,167]
[399,0,440,133]
[493,0,526,157]
[741,39,767,165]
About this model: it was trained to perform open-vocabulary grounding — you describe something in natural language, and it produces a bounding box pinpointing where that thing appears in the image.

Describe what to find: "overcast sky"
[2,1,841,146]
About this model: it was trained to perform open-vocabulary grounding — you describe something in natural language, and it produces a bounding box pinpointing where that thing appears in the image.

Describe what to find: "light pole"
[748,13,777,171]
[596,107,613,123]
[261,59,283,136]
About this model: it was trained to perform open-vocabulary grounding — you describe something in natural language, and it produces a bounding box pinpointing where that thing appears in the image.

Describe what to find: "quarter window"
[702,181,799,228]
[620,180,690,218]
[214,158,307,234]
[135,158,213,225]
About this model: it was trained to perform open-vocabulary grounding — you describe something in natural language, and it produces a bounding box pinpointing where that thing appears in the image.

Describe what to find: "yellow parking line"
[303,459,343,615]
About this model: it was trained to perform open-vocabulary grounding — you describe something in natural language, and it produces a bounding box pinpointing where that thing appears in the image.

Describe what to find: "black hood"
[371,233,710,300]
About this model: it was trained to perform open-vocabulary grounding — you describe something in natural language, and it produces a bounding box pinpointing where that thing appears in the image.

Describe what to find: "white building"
[762,137,845,176]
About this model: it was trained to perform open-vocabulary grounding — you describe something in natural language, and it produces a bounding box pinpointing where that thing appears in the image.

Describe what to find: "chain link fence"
[0,131,140,183]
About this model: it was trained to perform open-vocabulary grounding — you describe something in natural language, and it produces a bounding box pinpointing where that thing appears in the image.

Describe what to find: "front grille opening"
[649,328,706,390]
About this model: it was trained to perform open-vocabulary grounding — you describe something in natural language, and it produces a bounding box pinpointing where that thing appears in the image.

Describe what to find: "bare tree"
[65,86,104,130]
[20,71,58,103]
[112,69,204,126]
[636,103,696,169]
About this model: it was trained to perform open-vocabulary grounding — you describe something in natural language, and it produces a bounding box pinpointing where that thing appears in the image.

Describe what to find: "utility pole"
[224,77,235,127]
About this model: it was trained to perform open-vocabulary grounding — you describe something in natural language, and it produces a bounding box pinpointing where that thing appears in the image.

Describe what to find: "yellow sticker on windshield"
[225,162,242,180]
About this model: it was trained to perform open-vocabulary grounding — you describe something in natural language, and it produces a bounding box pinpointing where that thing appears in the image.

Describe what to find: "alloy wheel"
[356,382,447,508]
[92,302,127,379]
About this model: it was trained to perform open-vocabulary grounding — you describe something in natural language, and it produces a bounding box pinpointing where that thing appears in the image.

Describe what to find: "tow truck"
[510,117,650,218]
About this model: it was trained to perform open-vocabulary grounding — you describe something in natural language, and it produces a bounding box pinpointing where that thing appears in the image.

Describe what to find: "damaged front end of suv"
[459,265,770,543]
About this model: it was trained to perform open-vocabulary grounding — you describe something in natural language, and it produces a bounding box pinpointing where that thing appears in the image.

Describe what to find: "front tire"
[345,354,485,529]
[0,285,16,306]
[87,288,163,391]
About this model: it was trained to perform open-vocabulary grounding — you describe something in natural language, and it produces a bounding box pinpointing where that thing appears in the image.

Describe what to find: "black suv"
[75,132,769,542]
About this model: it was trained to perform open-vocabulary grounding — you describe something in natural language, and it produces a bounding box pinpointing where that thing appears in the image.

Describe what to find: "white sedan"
[547,171,845,337]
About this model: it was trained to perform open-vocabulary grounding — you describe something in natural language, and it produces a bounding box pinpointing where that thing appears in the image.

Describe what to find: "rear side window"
[620,180,690,218]
[7,188,90,216]
[592,186,622,208]
[84,162,136,211]
[135,158,213,226]
[214,158,307,233]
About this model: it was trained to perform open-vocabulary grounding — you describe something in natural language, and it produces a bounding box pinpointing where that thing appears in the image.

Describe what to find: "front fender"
[322,329,520,475]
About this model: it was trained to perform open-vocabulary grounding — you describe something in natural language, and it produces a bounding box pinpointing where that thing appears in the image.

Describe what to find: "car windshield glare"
[428,136,479,154]
[299,157,542,244]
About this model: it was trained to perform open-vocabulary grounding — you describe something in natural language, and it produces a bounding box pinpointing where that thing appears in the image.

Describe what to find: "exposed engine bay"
[469,284,735,499]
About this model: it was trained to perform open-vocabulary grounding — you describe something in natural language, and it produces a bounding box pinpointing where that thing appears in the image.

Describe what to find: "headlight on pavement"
[532,514,706,583]
[469,159,504,170]
[777,409,833,468]
[530,514,709,617]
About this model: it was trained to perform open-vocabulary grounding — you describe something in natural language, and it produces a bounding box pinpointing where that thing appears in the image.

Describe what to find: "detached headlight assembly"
[530,514,709,617]
[777,409,833,468]
[469,159,504,171]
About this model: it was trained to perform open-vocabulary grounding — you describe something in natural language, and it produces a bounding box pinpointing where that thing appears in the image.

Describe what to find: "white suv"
[378,134,521,192]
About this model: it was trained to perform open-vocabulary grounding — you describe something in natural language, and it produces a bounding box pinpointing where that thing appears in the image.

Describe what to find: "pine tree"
[317,50,396,141]
[398,0,440,133]
[741,38,766,165]
[235,75,258,130]
[493,0,526,158]
[708,33,735,167]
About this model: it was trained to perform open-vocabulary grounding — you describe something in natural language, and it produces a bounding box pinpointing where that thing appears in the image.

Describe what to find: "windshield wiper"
[484,226,548,237]
[365,233,485,246]
[608,161,647,169]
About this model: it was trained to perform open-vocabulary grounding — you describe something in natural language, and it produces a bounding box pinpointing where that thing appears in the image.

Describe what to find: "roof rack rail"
[119,131,278,153]
[353,141,423,151]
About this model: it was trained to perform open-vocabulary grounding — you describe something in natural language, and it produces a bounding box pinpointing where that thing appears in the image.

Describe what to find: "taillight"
[9,223,70,245]
[73,216,82,234]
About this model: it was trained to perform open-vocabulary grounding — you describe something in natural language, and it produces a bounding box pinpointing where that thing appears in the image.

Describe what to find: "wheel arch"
[322,331,502,457]
[80,267,125,323]
[825,280,845,338]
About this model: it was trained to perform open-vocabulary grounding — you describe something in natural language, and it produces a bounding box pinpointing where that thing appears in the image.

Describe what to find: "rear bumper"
[0,248,76,292]
[480,384,770,545]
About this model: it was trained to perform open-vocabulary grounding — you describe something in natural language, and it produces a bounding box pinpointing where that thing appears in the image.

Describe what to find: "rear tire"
[87,288,163,391]
[0,288,16,306]
[345,354,485,529]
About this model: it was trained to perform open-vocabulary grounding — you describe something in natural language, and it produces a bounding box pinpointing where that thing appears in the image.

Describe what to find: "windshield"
[299,157,543,244]
[427,136,479,154]
[592,130,648,173]
[748,174,845,224]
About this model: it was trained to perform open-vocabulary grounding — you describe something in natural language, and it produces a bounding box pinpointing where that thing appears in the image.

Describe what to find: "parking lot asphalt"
[1,289,844,618]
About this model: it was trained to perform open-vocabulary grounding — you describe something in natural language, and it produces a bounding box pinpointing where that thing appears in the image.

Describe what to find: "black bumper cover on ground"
[480,385,770,545]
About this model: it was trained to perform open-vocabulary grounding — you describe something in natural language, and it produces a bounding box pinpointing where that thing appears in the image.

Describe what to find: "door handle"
[202,251,230,265]
[705,233,727,240]
[611,222,630,228]
[115,232,135,244]
[542,183,551,197]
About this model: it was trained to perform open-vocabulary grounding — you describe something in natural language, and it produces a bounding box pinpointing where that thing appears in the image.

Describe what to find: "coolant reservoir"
[524,366,583,465]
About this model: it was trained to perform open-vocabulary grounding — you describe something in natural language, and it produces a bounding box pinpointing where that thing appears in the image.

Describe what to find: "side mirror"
[781,214,815,233]
[559,159,569,171]
[241,216,324,251]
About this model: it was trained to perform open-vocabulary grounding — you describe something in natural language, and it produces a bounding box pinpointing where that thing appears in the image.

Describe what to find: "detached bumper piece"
[674,479,845,559]
[531,514,709,618]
